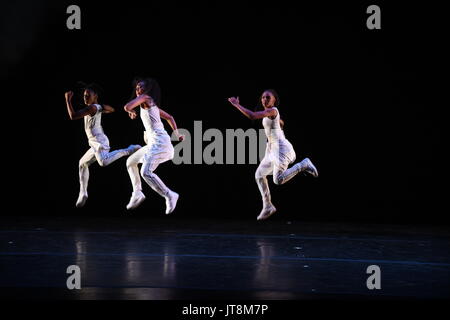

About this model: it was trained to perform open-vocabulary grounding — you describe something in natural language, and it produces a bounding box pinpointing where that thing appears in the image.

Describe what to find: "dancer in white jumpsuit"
[123,78,184,213]
[228,89,318,220]
[65,86,141,208]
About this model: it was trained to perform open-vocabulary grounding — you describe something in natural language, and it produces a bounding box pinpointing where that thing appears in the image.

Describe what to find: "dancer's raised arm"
[65,91,96,120]
[124,94,152,112]
[124,95,150,119]
[228,96,277,120]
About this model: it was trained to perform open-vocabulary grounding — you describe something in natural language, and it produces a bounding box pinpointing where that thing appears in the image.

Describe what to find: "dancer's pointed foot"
[302,158,318,177]
[257,203,277,220]
[127,144,142,155]
[165,191,179,214]
[76,193,88,208]
[126,190,146,210]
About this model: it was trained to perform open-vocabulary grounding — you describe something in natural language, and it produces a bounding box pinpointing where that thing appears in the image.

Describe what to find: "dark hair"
[260,89,280,107]
[77,81,103,99]
[254,88,280,113]
[131,77,161,106]
[72,81,103,108]
[256,88,284,128]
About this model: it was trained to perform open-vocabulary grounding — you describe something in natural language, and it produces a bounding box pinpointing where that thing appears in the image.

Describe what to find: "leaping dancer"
[228,89,318,220]
[65,83,141,208]
[123,78,184,214]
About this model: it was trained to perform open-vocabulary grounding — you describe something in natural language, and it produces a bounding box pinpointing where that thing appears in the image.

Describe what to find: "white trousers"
[255,139,304,207]
[78,146,130,195]
[126,133,174,198]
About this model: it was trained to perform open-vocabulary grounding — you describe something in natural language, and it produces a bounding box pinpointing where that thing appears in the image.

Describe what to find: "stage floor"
[1,216,449,300]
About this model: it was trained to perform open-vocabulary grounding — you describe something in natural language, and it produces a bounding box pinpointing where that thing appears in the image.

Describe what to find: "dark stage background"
[1,1,447,224]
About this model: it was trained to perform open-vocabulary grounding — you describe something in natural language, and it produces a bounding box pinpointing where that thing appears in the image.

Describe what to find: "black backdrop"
[1,1,447,224]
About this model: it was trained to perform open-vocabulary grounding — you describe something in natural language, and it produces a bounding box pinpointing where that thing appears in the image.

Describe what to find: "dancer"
[123,77,183,213]
[65,83,141,207]
[228,89,318,220]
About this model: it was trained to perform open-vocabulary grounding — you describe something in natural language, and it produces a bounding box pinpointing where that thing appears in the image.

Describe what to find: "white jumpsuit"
[78,104,131,197]
[126,103,175,197]
[255,107,309,208]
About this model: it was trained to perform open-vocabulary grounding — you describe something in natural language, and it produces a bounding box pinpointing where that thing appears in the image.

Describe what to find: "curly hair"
[77,81,104,99]
[131,77,162,106]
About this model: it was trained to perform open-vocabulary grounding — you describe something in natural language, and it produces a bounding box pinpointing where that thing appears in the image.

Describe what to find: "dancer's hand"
[128,110,137,119]
[228,97,240,107]
[173,130,184,142]
[65,91,74,101]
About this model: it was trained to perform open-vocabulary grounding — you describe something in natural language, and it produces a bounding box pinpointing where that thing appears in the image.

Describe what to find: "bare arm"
[102,104,115,114]
[124,95,151,120]
[227,97,277,120]
[124,94,151,112]
[159,108,184,141]
[65,91,96,120]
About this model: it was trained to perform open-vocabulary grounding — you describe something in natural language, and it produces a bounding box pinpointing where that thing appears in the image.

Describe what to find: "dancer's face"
[261,91,276,108]
[135,81,146,96]
[83,89,97,105]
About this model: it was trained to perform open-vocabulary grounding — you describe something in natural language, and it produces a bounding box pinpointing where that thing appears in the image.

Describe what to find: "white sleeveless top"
[83,104,109,152]
[262,107,287,144]
[84,104,104,140]
[262,107,295,163]
[140,102,169,141]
